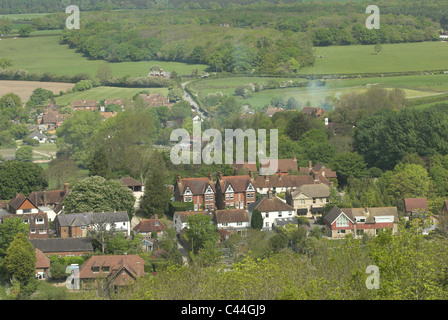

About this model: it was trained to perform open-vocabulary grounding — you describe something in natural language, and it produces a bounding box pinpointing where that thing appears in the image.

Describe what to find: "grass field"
[0,30,208,78]
[55,86,169,105]
[301,41,448,74]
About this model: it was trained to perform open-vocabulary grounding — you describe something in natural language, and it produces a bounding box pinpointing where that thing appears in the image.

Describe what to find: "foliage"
[2,233,36,287]
[0,217,29,257]
[15,146,33,162]
[184,213,219,254]
[250,209,263,230]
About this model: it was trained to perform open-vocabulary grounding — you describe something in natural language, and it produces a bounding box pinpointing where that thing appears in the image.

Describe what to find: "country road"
[181,81,206,119]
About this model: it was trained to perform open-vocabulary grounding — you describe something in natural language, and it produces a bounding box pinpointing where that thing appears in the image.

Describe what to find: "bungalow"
[28,131,48,143]
[54,211,130,238]
[174,173,216,211]
[286,184,331,218]
[31,238,94,258]
[133,215,167,238]
[120,177,144,209]
[139,93,170,109]
[78,255,145,288]
[148,69,171,78]
[404,198,429,215]
[35,248,50,280]
[213,209,250,239]
[215,171,257,210]
[248,192,295,231]
[324,206,398,239]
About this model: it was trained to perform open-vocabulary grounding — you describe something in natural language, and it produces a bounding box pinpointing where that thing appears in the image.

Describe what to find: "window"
[356,229,364,236]
[237,222,242,226]
[265,222,269,227]
[299,199,305,205]
[313,198,316,203]
[155,221,160,226]
[265,213,269,218]
[278,212,282,218]
[222,223,228,226]
[23,219,29,224]
[36,218,44,224]
[81,226,86,230]
[102,266,110,272]
[30,229,36,234]
[336,214,349,227]
[39,229,46,234]
[23,209,31,213]
[337,230,346,234]
[92,267,100,273]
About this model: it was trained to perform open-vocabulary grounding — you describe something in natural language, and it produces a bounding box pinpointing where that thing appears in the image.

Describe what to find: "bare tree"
[88,213,117,254]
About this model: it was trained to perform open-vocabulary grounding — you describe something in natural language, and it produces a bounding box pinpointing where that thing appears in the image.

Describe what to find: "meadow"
[0,31,208,78]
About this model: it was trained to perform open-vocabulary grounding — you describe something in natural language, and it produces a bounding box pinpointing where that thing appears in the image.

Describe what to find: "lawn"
[55,86,169,105]
[0,31,208,78]
[300,41,448,74]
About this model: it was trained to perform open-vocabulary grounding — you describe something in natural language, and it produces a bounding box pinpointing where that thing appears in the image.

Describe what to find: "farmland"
[0,80,74,101]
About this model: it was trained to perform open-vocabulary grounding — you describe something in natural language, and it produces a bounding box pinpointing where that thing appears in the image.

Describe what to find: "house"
[213,209,250,239]
[259,156,298,176]
[8,193,40,214]
[120,177,144,209]
[174,173,216,211]
[29,183,71,216]
[299,161,337,183]
[139,93,170,109]
[265,106,284,118]
[35,248,50,280]
[148,69,171,78]
[133,215,167,238]
[173,210,209,234]
[71,100,99,111]
[41,105,69,130]
[31,238,94,257]
[301,106,324,118]
[404,198,429,215]
[215,171,257,210]
[54,211,131,238]
[253,173,320,195]
[439,32,448,40]
[286,184,331,218]
[324,206,398,239]
[0,211,50,239]
[248,192,295,231]
[28,131,48,143]
[103,99,127,112]
[78,255,145,288]
[232,162,258,175]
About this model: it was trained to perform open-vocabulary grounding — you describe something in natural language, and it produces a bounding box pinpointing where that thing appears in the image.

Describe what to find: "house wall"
[261,210,295,230]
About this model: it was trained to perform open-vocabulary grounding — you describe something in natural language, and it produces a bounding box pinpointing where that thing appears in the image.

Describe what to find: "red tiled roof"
[260,158,298,174]
[133,219,167,233]
[214,209,249,224]
[404,198,429,213]
[253,174,316,188]
[176,175,216,195]
[35,248,50,269]
[217,174,254,193]
[78,255,145,280]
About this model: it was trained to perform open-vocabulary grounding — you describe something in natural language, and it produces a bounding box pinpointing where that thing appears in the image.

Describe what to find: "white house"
[28,131,48,143]
[248,192,295,231]
[213,209,250,238]
[120,177,144,209]
[38,206,57,222]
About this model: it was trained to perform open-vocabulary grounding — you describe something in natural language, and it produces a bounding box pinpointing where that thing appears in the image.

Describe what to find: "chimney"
[43,191,47,206]
[267,189,272,199]
[208,172,212,182]
[309,161,312,170]
[176,174,181,184]
[154,214,158,219]
[265,174,269,183]
[293,154,297,162]
[218,171,222,181]
[249,170,253,180]
[64,183,69,195]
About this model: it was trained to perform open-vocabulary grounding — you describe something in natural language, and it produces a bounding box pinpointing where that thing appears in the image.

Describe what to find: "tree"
[0,58,13,70]
[171,100,192,120]
[140,152,172,217]
[2,232,36,286]
[88,147,110,178]
[330,152,369,187]
[18,25,33,37]
[88,213,117,254]
[250,209,263,230]
[374,41,383,55]
[0,18,13,34]
[15,146,33,162]
[45,155,78,189]
[0,217,28,257]
[0,161,48,200]
[184,213,219,254]
[62,176,135,219]
[96,64,112,84]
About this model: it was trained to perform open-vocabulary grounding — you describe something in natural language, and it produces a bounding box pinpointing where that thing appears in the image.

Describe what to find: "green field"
[0,31,208,78]
[55,86,169,105]
[301,41,448,74]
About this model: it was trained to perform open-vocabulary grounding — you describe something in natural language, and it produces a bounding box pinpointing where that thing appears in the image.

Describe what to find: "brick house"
[174,173,216,211]
[54,211,130,238]
[215,171,257,210]
[71,100,99,111]
[299,161,337,183]
[29,183,71,217]
[259,156,299,176]
[404,198,429,215]
[31,238,94,258]
[0,211,50,239]
[324,206,398,239]
[301,106,324,119]
[8,193,40,214]
[139,93,170,109]
[78,255,145,288]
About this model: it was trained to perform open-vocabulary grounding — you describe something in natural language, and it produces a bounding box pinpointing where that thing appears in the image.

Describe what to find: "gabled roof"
[404,198,428,213]
[8,193,38,211]
[29,186,70,206]
[31,237,93,253]
[176,175,216,195]
[120,177,143,188]
[216,174,254,193]
[133,218,167,233]
[35,248,50,269]
[292,184,331,198]
[78,255,145,280]
[248,194,293,213]
[173,211,209,223]
[260,158,298,175]
[28,131,48,140]
[324,206,398,225]
[213,209,249,224]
